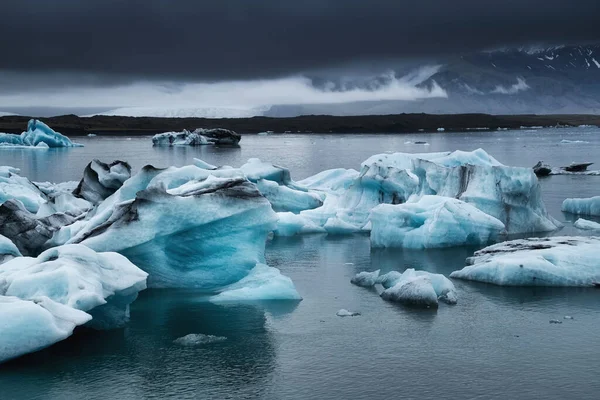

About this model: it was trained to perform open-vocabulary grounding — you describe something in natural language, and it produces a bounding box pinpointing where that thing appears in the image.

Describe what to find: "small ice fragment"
[173,334,227,346]
[336,309,360,317]
[549,319,563,324]
[563,316,574,320]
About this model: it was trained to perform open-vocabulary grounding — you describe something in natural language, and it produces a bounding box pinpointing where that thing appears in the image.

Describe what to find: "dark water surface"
[1,128,600,399]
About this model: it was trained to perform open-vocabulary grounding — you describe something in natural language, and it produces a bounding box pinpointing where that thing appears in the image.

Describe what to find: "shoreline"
[1,113,599,136]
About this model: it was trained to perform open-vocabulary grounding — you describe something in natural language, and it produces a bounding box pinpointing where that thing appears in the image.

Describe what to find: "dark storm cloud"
[1,0,599,82]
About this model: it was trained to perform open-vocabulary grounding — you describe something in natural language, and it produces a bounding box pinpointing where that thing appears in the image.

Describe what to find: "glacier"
[0,119,81,148]
[0,244,147,363]
[352,269,457,307]
[562,196,600,216]
[152,128,241,146]
[450,237,600,286]
[370,196,506,248]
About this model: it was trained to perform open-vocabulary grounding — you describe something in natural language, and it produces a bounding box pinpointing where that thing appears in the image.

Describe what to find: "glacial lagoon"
[1,127,600,400]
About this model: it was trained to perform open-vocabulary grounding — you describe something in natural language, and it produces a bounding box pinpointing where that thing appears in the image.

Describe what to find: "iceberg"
[573,218,600,230]
[58,164,299,296]
[274,212,325,236]
[351,269,457,307]
[0,119,81,148]
[562,196,600,216]
[289,149,559,236]
[375,269,457,307]
[72,160,132,205]
[152,128,241,146]
[450,237,600,286]
[0,244,147,363]
[370,196,506,248]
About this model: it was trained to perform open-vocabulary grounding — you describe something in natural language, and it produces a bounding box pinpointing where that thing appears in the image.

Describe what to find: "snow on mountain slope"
[88,106,271,118]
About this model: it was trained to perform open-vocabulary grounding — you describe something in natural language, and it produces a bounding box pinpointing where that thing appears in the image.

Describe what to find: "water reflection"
[0,290,296,399]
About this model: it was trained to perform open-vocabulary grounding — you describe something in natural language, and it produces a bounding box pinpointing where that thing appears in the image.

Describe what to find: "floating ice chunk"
[376,269,458,307]
[72,160,132,205]
[0,296,91,363]
[564,315,574,320]
[210,263,301,302]
[274,212,325,236]
[152,128,240,146]
[560,139,589,144]
[336,309,361,317]
[573,218,600,230]
[240,158,295,186]
[173,334,227,346]
[437,127,445,132]
[0,119,81,148]
[0,234,21,264]
[450,237,600,286]
[370,196,506,248]
[65,166,279,289]
[350,270,380,287]
[549,319,562,324]
[0,244,148,329]
[562,196,600,216]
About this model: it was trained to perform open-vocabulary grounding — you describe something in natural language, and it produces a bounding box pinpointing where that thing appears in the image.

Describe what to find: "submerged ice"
[450,237,600,286]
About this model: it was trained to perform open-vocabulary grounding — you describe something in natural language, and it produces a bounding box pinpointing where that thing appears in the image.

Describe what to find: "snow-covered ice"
[573,218,600,230]
[0,119,81,148]
[450,237,600,286]
[562,196,600,216]
[370,196,506,248]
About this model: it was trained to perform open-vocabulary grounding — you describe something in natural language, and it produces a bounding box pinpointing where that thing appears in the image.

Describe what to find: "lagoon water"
[1,128,600,399]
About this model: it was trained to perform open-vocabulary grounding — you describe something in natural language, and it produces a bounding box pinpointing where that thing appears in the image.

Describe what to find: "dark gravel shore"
[1,113,599,136]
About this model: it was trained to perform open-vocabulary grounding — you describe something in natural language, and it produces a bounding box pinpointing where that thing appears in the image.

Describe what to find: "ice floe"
[450,237,600,286]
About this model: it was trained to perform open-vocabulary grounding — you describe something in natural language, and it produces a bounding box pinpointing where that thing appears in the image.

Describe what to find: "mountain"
[265,44,600,116]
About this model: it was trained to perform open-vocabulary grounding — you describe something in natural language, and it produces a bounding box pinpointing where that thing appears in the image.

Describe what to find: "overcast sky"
[1,0,599,112]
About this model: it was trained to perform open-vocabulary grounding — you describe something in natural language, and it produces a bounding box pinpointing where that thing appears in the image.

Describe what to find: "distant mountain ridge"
[81,44,600,118]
